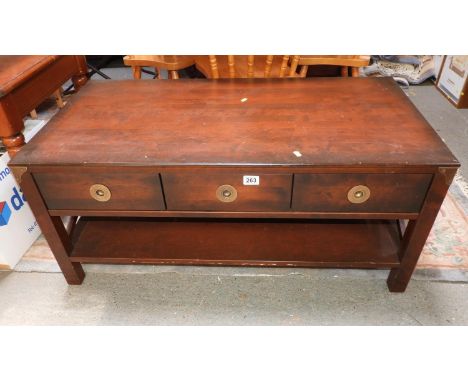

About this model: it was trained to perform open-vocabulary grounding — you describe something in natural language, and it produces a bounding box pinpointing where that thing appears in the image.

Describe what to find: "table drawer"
[292,173,432,213]
[34,172,165,210]
[162,173,292,211]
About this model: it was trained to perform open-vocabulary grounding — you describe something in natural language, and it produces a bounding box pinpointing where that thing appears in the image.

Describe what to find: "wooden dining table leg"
[157,67,164,79]
[341,66,349,77]
[387,167,457,292]
[132,66,142,79]
[0,98,26,157]
[351,67,360,77]
[2,133,25,156]
[71,55,89,91]
[20,171,85,285]
[54,89,65,108]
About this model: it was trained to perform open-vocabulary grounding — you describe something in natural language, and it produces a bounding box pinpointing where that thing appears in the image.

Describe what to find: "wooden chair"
[296,55,371,77]
[123,55,195,79]
[195,55,301,79]
[29,89,64,120]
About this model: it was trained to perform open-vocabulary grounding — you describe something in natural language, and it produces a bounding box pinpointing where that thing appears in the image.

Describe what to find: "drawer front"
[34,172,165,210]
[162,173,292,211]
[292,173,432,213]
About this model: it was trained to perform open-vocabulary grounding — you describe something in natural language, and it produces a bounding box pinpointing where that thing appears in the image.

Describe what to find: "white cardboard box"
[0,119,46,269]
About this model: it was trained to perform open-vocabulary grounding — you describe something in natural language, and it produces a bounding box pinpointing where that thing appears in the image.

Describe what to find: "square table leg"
[20,171,85,285]
[387,167,457,292]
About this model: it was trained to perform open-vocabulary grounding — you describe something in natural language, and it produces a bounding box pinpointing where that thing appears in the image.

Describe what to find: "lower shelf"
[70,217,401,269]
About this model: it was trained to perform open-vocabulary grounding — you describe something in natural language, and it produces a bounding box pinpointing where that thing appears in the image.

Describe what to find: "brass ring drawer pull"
[216,184,237,203]
[90,184,111,202]
[347,185,370,204]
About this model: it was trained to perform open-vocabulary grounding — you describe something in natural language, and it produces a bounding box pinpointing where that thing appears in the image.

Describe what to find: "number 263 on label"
[243,175,260,185]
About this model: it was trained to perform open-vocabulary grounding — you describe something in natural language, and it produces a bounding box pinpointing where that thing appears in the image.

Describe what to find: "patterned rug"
[417,174,468,268]
[16,174,468,272]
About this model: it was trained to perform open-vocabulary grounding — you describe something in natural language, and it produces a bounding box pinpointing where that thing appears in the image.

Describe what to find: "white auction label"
[243,175,260,185]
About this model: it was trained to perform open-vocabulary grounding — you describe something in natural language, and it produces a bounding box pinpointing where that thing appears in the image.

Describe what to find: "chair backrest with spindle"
[297,55,371,77]
[207,55,300,79]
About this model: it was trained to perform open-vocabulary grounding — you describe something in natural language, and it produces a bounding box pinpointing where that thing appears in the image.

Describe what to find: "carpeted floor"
[418,177,468,268]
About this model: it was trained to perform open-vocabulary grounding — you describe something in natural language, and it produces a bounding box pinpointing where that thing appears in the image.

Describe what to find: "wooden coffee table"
[0,55,88,156]
[9,78,459,292]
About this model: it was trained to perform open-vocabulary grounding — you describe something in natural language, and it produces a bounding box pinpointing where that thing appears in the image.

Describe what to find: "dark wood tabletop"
[0,55,58,97]
[10,77,458,168]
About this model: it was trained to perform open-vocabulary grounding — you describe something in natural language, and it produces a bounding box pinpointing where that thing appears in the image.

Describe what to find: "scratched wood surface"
[10,78,458,168]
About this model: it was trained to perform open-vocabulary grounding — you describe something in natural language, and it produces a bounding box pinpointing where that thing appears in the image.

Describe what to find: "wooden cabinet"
[0,55,88,155]
[9,78,459,292]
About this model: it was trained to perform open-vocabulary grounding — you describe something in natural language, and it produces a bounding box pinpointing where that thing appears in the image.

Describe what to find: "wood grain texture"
[279,56,290,77]
[387,167,458,291]
[1,133,25,154]
[297,56,370,79]
[228,55,235,78]
[70,217,401,268]
[297,55,371,76]
[292,173,432,212]
[196,55,301,79]
[0,55,88,156]
[297,55,370,67]
[131,66,142,79]
[9,77,460,291]
[7,56,80,117]
[247,55,255,78]
[0,56,58,97]
[163,173,292,211]
[265,55,274,77]
[34,171,165,210]
[48,209,420,220]
[289,56,300,76]
[123,55,195,71]
[208,55,219,78]
[20,172,85,284]
[71,56,88,90]
[10,78,459,168]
